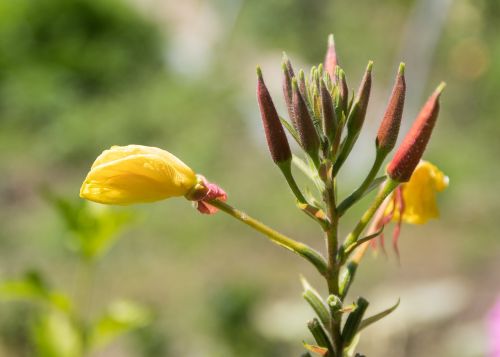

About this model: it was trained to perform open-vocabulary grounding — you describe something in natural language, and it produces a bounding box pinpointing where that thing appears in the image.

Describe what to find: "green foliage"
[87,300,152,351]
[46,193,135,261]
[0,0,164,128]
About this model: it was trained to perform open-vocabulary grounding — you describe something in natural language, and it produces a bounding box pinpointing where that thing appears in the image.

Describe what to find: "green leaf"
[45,193,135,261]
[88,300,151,351]
[0,271,73,312]
[32,310,83,357]
[300,276,330,327]
[342,297,369,345]
[342,333,360,357]
[279,116,301,145]
[359,299,400,332]
[303,341,328,356]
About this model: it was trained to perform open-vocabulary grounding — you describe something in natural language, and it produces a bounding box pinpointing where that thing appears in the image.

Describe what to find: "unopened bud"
[298,69,308,99]
[387,82,445,182]
[338,68,349,114]
[376,63,406,154]
[282,54,296,123]
[347,61,373,135]
[256,67,292,164]
[320,79,337,141]
[324,34,339,81]
[292,78,320,160]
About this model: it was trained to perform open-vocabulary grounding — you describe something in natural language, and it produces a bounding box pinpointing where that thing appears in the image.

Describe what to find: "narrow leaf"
[359,299,400,331]
[303,342,328,356]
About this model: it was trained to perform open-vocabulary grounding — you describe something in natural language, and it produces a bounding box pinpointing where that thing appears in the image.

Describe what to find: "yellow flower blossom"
[387,160,449,224]
[80,145,197,205]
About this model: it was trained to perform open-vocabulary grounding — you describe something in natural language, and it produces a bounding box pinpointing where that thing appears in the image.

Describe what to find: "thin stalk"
[208,199,328,276]
[340,179,399,263]
[337,150,386,215]
[278,161,308,204]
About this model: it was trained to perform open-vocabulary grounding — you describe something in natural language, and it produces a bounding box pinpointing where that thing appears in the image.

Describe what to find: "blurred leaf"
[358,299,400,332]
[303,341,328,356]
[342,333,360,357]
[45,193,135,261]
[32,310,83,357]
[88,300,151,351]
[0,271,72,313]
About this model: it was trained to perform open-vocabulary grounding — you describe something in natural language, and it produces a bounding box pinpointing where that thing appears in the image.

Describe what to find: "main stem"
[324,176,343,354]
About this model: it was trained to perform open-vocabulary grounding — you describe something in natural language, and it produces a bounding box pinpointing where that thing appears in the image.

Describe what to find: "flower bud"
[320,79,337,141]
[324,34,338,81]
[376,63,406,154]
[256,67,292,164]
[387,83,445,182]
[292,78,320,160]
[338,68,349,114]
[282,55,295,124]
[347,61,373,135]
[80,145,197,205]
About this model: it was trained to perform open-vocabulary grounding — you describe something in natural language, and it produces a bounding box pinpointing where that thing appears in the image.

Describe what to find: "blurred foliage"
[0,0,499,355]
[45,193,135,261]
[0,0,164,129]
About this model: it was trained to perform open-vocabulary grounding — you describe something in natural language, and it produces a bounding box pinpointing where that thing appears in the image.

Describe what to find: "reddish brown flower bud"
[320,79,337,141]
[387,83,445,182]
[347,61,373,135]
[338,68,349,114]
[376,63,406,154]
[324,34,339,81]
[292,78,320,160]
[256,67,292,164]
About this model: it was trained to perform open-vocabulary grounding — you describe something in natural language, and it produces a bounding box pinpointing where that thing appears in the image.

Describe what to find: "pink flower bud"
[347,61,373,135]
[292,78,320,159]
[256,67,292,164]
[324,34,338,81]
[387,83,445,182]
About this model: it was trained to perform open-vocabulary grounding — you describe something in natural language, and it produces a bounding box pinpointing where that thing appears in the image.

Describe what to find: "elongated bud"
[347,61,373,135]
[342,297,369,345]
[324,34,338,81]
[292,78,320,160]
[387,83,445,182]
[376,63,406,154]
[320,79,337,141]
[338,68,349,114]
[282,54,295,123]
[256,67,292,164]
[298,69,308,98]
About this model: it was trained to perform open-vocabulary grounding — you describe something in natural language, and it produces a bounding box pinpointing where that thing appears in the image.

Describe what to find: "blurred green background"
[0,0,499,356]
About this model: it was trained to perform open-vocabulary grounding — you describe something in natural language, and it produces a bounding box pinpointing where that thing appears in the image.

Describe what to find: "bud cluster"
[256,35,444,184]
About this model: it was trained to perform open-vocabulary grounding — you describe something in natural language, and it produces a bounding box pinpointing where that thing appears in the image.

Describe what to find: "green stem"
[340,178,399,263]
[208,199,328,276]
[323,176,342,355]
[337,150,386,215]
[278,161,308,204]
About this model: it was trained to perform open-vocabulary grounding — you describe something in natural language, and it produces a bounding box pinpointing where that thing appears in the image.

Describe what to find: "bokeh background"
[0,0,499,356]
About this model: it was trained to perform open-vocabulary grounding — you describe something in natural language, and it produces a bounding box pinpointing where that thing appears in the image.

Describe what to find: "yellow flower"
[387,160,449,224]
[80,145,197,205]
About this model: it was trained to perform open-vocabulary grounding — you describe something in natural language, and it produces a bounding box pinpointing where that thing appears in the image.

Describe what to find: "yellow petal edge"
[388,160,449,224]
[80,145,197,205]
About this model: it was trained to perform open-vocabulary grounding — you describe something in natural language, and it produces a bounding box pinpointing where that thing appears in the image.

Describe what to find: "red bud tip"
[376,62,406,153]
[338,68,349,113]
[387,83,444,182]
[324,34,339,81]
[256,67,292,164]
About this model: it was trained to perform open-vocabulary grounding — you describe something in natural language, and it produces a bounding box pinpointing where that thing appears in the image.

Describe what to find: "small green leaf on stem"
[301,276,331,327]
[308,318,334,356]
[359,299,400,332]
[342,297,369,346]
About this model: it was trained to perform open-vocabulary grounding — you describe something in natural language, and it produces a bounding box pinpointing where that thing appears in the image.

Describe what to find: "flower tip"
[328,33,335,47]
[256,65,263,79]
[435,82,446,96]
[291,77,299,90]
[398,62,405,75]
[366,60,374,72]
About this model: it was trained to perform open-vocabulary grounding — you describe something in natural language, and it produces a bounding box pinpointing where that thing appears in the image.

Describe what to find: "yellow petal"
[80,145,197,205]
[388,160,448,224]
